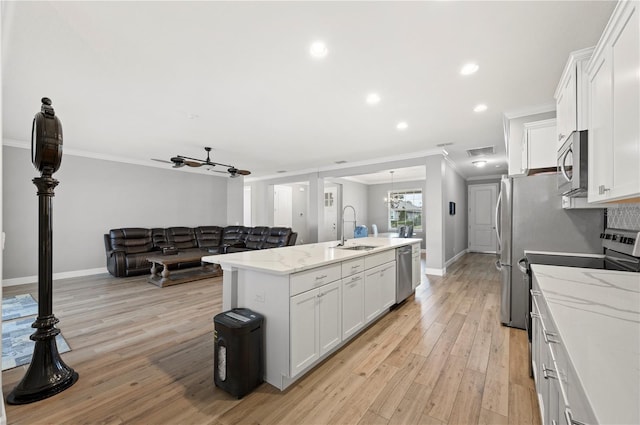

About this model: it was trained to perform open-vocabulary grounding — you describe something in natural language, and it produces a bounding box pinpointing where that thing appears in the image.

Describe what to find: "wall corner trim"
[425,267,445,276]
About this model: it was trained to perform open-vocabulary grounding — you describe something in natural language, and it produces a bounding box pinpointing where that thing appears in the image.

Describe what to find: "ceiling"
[2,1,615,181]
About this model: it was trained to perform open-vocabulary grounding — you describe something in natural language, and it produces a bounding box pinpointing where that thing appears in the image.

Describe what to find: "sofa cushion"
[124,251,153,272]
[166,227,198,250]
[262,227,292,249]
[109,228,153,254]
[195,226,223,249]
[222,226,248,245]
[244,226,270,250]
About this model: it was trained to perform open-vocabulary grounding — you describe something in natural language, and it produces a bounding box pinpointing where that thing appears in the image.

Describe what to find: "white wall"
[444,161,468,262]
[425,156,445,274]
[2,146,229,280]
[332,178,368,237]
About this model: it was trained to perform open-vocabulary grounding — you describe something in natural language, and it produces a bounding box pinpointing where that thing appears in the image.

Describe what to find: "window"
[388,189,422,230]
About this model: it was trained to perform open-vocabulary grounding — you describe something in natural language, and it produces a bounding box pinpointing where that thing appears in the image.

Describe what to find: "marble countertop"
[530,264,640,425]
[202,236,421,275]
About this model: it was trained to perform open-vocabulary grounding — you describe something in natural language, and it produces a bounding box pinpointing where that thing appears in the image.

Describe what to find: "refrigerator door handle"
[495,190,502,251]
[517,257,528,274]
[495,259,502,271]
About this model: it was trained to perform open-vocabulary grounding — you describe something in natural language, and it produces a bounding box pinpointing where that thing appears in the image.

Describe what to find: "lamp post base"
[6,330,79,405]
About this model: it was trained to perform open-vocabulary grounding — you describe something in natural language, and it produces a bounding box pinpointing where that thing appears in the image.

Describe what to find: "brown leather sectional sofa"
[104,226,297,277]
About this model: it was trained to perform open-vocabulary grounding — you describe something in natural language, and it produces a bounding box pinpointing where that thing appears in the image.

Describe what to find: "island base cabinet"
[342,273,365,339]
[290,289,320,377]
[290,280,342,378]
[364,262,396,324]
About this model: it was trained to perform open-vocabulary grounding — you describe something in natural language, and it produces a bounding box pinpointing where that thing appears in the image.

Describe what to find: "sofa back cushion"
[222,226,248,245]
[109,228,153,254]
[244,226,270,250]
[166,227,198,249]
[262,227,292,249]
[195,226,223,249]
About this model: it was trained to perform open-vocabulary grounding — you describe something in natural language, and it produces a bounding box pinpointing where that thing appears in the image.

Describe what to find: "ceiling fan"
[152,147,251,177]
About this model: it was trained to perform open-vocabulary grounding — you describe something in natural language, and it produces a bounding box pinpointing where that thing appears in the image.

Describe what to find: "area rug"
[2,317,71,371]
[2,294,38,321]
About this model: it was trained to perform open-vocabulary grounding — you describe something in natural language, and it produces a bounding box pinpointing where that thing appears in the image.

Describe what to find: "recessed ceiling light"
[366,93,381,105]
[309,41,328,59]
[396,121,408,131]
[472,160,488,168]
[474,104,488,113]
[460,63,479,75]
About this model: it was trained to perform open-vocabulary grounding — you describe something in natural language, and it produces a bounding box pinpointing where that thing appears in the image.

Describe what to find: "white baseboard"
[2,267,108,287]
[446,249,468,268]
[425,267,445,276]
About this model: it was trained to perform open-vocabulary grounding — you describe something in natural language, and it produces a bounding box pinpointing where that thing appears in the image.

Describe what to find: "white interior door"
[468,183,498,253]
[273,185,293,227]
[322,185,338,241]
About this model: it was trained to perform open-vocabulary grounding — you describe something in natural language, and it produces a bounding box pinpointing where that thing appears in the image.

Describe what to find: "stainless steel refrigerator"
[496,174,604,329]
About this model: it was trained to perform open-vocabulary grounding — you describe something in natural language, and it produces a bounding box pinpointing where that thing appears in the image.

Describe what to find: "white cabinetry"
[341,273,364,339]
[504,110,556,176]
[587,0,640,203]
[522,119,557,174]
[290,279,341,377]
[364,262,396,324]
[531,275,597,425]
[411,243,421,290]
[341,258,365,339]
[555,48,594,148]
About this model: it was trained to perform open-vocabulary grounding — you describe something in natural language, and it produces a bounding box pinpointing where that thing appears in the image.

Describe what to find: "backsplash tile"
[607,203,640,231]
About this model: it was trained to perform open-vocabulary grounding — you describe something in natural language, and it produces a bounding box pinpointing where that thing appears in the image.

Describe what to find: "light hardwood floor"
[2,253,540,425]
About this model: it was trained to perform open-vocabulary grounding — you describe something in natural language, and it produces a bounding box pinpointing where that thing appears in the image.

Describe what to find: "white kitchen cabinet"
[522,118,557,174]
[290,288,319,376]
[411,243,421,290]
[290,280,341,377]
[364,262,396,324]
[341,273,364,339]
[318,280,342,355]
[587,0,640,203]
[555,47,594,148]
[531,274,597,425]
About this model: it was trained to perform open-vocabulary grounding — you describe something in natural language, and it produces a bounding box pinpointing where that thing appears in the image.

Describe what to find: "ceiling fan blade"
[151,158,173,164]
[236,169,251,176]
[183,160,204,167]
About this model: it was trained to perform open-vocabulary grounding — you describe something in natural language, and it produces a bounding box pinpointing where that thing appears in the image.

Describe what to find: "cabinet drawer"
[364,249,395,269]
[290,263,342,296]
[342,258,365,277]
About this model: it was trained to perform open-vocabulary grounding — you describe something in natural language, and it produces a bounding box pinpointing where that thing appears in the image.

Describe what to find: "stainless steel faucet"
[339,205,357,246]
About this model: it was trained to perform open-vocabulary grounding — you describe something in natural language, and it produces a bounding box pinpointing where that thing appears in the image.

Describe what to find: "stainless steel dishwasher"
[395,246,413,303]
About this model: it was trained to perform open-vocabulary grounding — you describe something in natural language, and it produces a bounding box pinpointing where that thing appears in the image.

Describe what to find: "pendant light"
[384,171,401,209]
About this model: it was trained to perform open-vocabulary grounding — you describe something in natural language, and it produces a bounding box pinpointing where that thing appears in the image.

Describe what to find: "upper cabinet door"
[555,47,594,148]
[587,1,640,203]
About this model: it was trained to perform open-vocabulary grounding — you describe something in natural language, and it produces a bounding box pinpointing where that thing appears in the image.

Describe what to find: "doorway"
[273,185,293,227]
[468,183,498,253]
[321,183,340,242]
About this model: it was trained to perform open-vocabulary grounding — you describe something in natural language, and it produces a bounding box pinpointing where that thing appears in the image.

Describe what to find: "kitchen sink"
[336,245,377,251]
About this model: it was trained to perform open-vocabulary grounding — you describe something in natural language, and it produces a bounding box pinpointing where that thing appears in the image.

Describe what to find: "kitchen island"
[202,236,421,390]
[530,264,640,425]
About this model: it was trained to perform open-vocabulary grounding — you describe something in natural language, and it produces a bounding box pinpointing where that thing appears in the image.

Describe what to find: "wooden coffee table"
[146,252,222,287]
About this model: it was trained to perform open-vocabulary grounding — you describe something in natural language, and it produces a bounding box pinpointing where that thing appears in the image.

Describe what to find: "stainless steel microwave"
[557,130,589,197]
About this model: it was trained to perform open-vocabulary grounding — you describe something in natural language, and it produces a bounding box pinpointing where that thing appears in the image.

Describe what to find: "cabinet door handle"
[542,363,557,380]
[315,274,327,280]
[317,292,325,298]
[351,275,362,282]
[565,409,589,425]
[598,185,611,195]
[544,330,560,344]
[530,312,541,319]
[558,133,565,141]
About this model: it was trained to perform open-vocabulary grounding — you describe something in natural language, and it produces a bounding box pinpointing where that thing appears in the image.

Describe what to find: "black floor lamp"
[7,98,79,405]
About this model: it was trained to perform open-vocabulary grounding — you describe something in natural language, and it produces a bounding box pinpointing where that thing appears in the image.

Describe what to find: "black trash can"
[213,308,264,398]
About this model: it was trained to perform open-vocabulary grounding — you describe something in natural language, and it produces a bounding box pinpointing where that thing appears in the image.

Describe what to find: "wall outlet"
[254,291,266,303]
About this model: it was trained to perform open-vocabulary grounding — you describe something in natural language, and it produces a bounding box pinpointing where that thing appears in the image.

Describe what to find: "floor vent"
[466,146,495,157]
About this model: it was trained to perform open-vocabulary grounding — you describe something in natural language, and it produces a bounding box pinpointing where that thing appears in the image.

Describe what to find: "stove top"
[525,229,640,273]
[525,253,621,271]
